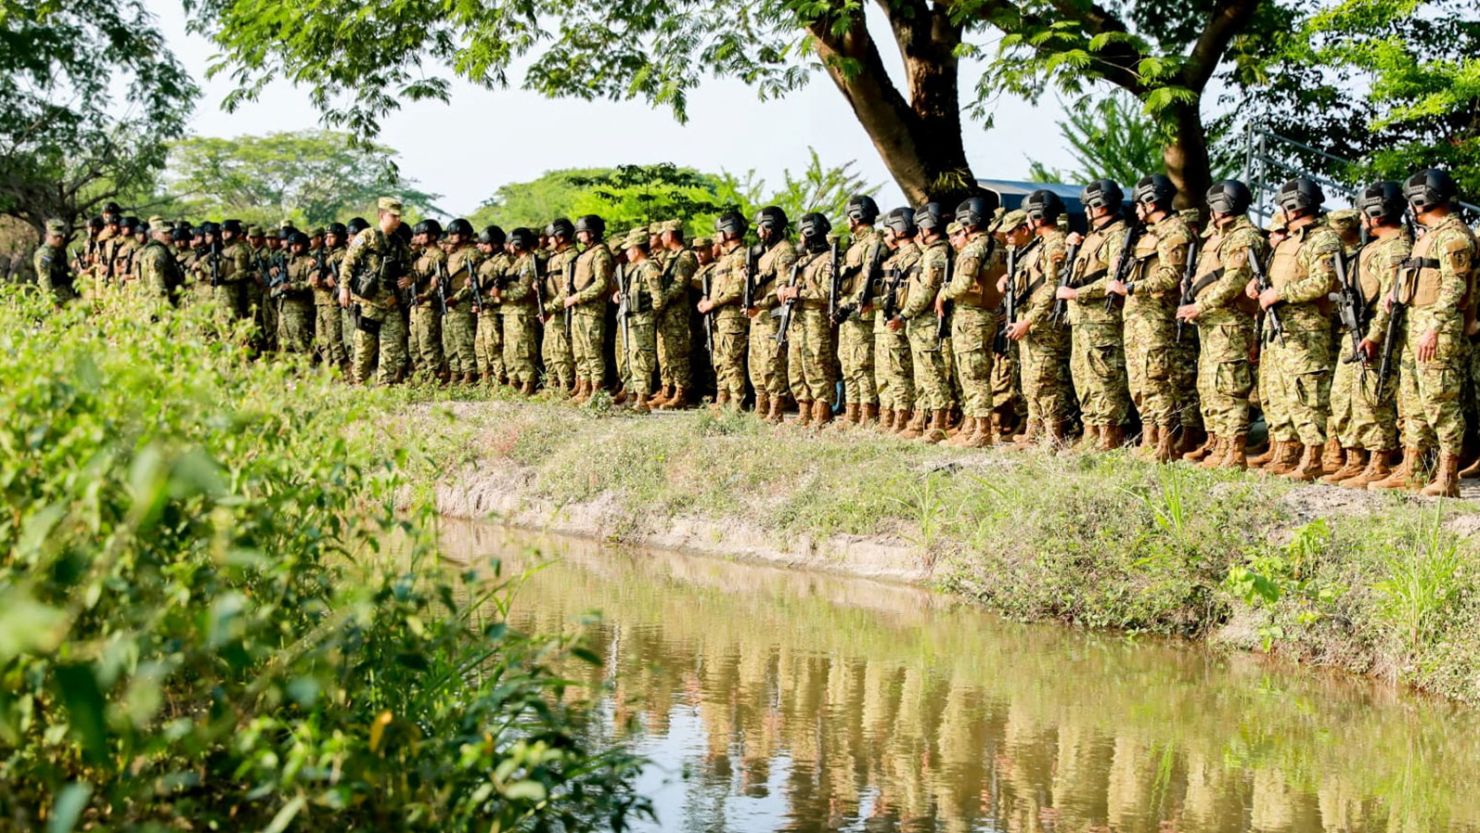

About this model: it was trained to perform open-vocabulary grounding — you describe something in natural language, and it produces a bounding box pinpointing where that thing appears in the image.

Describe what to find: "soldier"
[131,217,181,303]
[1175,180,1265,469]
[214,220,255,325]
[440,219,480,385]
[1364,169,1477,495]
[112,217,141,285]
[541,218,578,393]
[33,220,77,304]
[1248,178,1342,480]
[499,228,542,394]
[1003,190,1073,446]
[615,228,663,412]
[1109,175,1195,462]
[406,219,448,383]
[939,195,1008,447]
[564,215,615,401]
[698,211,750,410]
[1059,180,1133,450]
[653,220,697,409]
[690,235,719,398]
[339,196,413,386]
[776,213,837,427]
[900,204,953,441]
[474,225,511,386]
[341,218,369,357]
[836,195,884,426]
[744,207,796,422]
[875,207,921,434]
[310,223,349,370]
[272,231,316,354]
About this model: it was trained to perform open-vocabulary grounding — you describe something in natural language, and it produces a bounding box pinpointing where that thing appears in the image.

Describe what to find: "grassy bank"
[421,394,1480,705]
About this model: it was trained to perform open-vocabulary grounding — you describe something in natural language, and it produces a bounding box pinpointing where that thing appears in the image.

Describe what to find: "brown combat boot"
[611,385,630,405]
[842,402,859,425]
[1183,434,1217,463]
[711,390,731,411]
[1281,444,1324,481]
[767,395,785,424]
[569,378,586,401]
[1218,435,1248,470]
[1458,455,1480,480]
[1368,447,1421,491]
[1197,437,1226,469]
[899,410,926,439]
[754,391,771,419]
[652,385,674,407]
[861,403,880,427]
[962,417,992,449]
[633,393,652,414]
[1246,440,1278,467]
[1344,450,1392,488]
[1153,424,1176,463]
[796,399,813,427]
[1136,424,1159,458]
[1420,452,1461,498]
[947,416,978,447]
[1014,419,1041,448]
[1321,449,1368,485]
[520,380,537,396]
[874,408,893,432]
[1176,425,1206,457]
[812,399,832,426]
[1265,442,1303,475]
[658,386,687,410]
[924,410,949,443]
[895,409,913,433]
[1319,438,1344,475]
[1098,423,1124,452]
[1074,424,1100,452]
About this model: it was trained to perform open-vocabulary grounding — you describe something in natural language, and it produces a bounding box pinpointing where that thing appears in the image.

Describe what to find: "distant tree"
[1028,94,1239,188]
[727,150,882,223]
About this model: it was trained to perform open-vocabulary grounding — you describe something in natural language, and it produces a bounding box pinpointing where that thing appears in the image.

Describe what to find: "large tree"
[185,0,1280,207]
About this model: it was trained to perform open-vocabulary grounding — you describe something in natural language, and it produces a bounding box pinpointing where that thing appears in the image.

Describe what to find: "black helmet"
[478,225,507,247]
[223,219,244,236]
[954,193,1000,229]
[412,219,442,238]
[1403,168,1457,212]
[548,217,575,240]
[913,202,945,232]
[446,218,475,238]
[574,214,605,237]
[121,216,140,233]
[509,227,537,251]
[289,231,310,248]
[1081,179,1125,210]
[1206,180,1253,216]
[88,216,106,231]
[846,194,880,224]
[102,202,122,218]
[171,226,192,243]
[715,210,747,237]
[347,217,370,235]
[1276,177,1325,216]
[277,225,296,241]
[327,222,347,238]
[1133,174,1177,210]
[798,212,832,243]
[201,221,221,236]
[1359,181,1406,225]
[1024,190,1065,224]
[393,223,412,244]
[755,206,789,236]
[883,207,917,238]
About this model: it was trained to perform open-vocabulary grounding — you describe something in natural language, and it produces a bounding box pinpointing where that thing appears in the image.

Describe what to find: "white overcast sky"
[146,1,1080,217]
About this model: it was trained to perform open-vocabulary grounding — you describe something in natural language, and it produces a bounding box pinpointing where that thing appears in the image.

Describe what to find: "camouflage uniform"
[1015,230,1073,432]
[248,239,273,348]
[1123,214,1194,432]
[312,247,348,367]
[839,226,883,411]
[709,242,750,404]
[33,236,76,304]
[541,248,577,390]
[1188,217,1263,441]
[1330,231,1410,452]
[212,240,255,324]
[904,238,953,413]
[276,252,316,354]
[750,239,797,404]
[875,240,921,416]
[617,239,662,399]
[475,251,512,383]
[443,243,480,378]
[408,243,447,379]
[785,246,837,406]
[655,244,696,392]
[940,230,1006,420]
[500,252,542,389]
[1265,219,1342,448]
[133,238,180,303]
[340,225,412,386]
[1067,218,1132,432]
[570,243,614,389]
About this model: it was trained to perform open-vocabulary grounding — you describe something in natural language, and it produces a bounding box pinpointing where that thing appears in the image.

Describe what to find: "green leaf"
[55,664,108,764]
[47,782,92,833]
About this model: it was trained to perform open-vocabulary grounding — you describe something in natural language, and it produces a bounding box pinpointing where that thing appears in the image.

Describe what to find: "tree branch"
[1182,0,1261,92]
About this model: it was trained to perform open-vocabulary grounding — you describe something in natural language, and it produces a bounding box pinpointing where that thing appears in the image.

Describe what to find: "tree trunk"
[1163,99,1213,212]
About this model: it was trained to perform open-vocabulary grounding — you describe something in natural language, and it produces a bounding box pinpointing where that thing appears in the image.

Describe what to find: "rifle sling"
[1189,269,1225,298]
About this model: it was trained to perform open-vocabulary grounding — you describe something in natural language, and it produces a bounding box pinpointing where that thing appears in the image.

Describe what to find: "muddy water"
[442,523,1480,833]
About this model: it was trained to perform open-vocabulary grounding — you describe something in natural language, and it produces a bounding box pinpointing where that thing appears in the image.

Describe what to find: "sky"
[145,1,1079,218]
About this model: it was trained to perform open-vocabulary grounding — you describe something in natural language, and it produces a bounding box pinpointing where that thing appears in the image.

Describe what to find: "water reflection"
[441,522,1480,833]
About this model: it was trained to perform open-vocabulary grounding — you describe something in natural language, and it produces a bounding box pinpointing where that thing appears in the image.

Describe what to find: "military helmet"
[1024,190,1065,224]
[1205,180,1253,216]
[755,206,789,235]
[478,225,506,247]
[508,227,537,251]
[327,222,347,238]
[548,217,576,239]
[1403,168,1457,212]
[883,206,917,238]
[1276,177,1325,216]
[88,216,105,231]
[715,210,747,237]
[574,214,605,237]
[1358,181,1406,224]
[102,202,122,218]
[201,221,222,236]
[846,194,880,224]
[1133,174,1177,210]
[121,216,140,233]
[347,217,370,235]
[288,231,310,248]
[913,202,945,232]
[412,219,442,238]
[1081,179,1125,211]
[798,212,832,242]
[954,193,1001,229]
[393,223,412,244]
[446,218,475,238]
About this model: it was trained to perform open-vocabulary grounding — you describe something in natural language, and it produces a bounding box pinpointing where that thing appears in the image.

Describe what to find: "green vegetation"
[0,292,649,830]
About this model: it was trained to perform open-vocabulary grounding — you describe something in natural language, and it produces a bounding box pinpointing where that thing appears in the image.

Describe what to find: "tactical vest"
[956,235,1005,309]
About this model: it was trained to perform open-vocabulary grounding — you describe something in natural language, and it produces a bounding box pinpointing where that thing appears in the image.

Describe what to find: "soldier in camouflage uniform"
[111,218,141,286]
[1175,180,1265,469]
[698,212,750,409]
[340,218,369,358]
[776,213,837,427]
[837,195,883,426]
[875,207,921,434]
[472,225,510,385]
[339,197,413,386]
[938,195,1007,447]
[1317,208,1366,474]
[690,237,719,398]
[564,215,614,402]
[1109,175,1194,462]
[1004,190,1073,446]
[407,219,448,383]
[441,219,481,384]
[615,228,663,412]
[653,220,697,408]
[1364,169,1477,496]
[1059,180,1133,451]
[747,207,796,422]
[900,203,953,442]
[33,220,77,304]
[272,231,316,354]
[541,218,578,393]
[132,217,182,305]
[311,223,349,370]
[213,221,255,327]
[499,228,542,394]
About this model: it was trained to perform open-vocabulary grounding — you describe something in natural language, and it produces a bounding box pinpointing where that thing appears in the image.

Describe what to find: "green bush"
[0,291,650,830]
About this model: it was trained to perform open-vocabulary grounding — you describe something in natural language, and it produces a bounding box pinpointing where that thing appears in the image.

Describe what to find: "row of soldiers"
[32,167,1478,496]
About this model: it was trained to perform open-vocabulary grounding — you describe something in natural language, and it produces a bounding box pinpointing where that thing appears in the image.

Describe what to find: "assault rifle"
[774,258,804,346]
[564,253,577,337]
[1174,236,1200,343]
[1330,249,1367,379]
[1103,223,1144,312]
[1249,247,1284,346]
[700,265,715,355]
[530,257,547,322]
[1376,267,1406,397]
[268,252,288,302]
[208,241,222,288]
[434,258,450,317]
[993,245,1021,356]
[1050,242,1082,326]
[741,244,761,310]
[880,262,909,324]
[467,256,483,315]
[936,245,955,342]
[826,237,842,324]
[616,261,632,370]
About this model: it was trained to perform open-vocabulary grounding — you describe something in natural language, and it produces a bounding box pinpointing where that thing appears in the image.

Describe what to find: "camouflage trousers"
[1124,309,1179,428]
[786,306,834,403]
[748,311,787,397]
[951,305,996,418]
[572,308,606,387]
[502,312,539,387]
[1328,342,1397,451]
[277,298,314,355]
[907,317,952,411]
[1399,316,1466,455]
[443,305,477,375]
[409,304,444,379]
[657,305,693,389]
[618,313,658,396]
[341,307,356,357]
[1021,327,1073,427]
[1263,325,1332,447]
[249,283,274,350]
[713,311,749,403]
[210,283,247,332]
[543,316,574,389]
[315,302,347,367]
[1069,321,1130,427]
[475,311,505,381]
[353,306,409,386]
[1172,329,1202,431]
[838,315,876,407]
[1194,320,1255,438]
[874,326,914,412]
